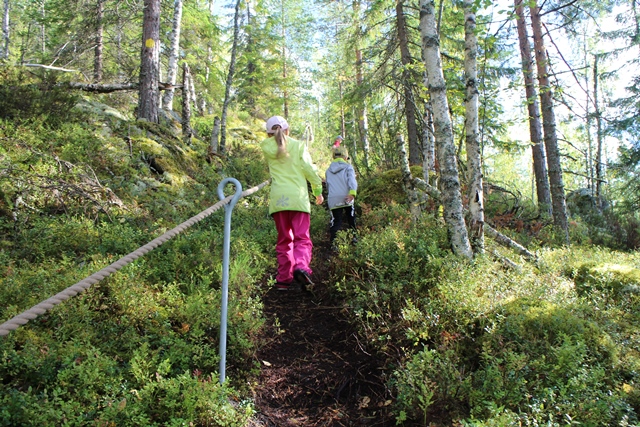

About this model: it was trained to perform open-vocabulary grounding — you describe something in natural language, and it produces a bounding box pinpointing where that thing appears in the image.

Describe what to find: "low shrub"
[0,110,274,425]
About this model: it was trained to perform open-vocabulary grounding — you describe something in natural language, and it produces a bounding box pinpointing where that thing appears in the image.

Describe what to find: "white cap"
[265,116,289,134]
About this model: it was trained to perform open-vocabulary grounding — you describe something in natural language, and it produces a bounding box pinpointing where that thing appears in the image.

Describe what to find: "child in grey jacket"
[325,145,358,245]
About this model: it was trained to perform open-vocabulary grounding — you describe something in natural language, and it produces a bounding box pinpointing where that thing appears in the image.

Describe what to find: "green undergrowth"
[0,100,275,425]
[329,209,640,425]
[2,81,640,426]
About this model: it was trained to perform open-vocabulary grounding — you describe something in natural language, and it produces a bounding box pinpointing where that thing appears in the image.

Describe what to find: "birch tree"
[530,0,569,242]
[353,0,370,169]
[219,0,242,154]
[162,0,184,111]
[593,54,604,209]
[463,0,484,254]
[515,0,551,216]
[2,0,9,59]
[420,0,472,259]
[138,0,161,123]
[93,0,105,83]
[281,0,289,118]
[422,72,436,183]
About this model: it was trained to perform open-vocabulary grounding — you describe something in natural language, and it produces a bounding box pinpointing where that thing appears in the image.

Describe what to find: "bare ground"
[248,241,398,427]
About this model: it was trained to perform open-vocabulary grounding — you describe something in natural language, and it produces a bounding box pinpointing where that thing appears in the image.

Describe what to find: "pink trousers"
[272,211,313,283]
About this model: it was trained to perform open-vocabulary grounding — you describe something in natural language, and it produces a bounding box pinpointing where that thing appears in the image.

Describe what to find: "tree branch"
[541,0,580,17]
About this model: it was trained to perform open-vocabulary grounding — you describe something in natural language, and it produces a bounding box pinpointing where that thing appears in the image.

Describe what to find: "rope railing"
[0,180,270,337]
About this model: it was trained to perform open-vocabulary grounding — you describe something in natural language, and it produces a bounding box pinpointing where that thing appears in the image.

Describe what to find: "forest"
[1,0,640,425]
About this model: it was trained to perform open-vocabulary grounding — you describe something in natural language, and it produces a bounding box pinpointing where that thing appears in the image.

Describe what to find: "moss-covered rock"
[358,166,424,208]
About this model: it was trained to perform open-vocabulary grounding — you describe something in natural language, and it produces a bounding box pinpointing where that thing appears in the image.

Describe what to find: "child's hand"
[345,195,355,203]
[315,195,324,205]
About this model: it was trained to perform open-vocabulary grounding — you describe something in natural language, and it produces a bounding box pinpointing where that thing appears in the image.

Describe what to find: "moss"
[574,262,640,296]
[358,166,424,208]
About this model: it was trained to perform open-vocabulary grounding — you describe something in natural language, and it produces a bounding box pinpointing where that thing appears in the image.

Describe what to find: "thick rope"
[0,180,269,337]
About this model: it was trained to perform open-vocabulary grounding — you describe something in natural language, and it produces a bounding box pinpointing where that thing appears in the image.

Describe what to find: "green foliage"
[357,166,424,209]
[330,206,640,425]
[0,100,279,424]
[0,67,81,125]
[573,262,640,296]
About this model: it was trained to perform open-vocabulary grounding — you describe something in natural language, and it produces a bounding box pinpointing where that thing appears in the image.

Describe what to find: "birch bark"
[593,54,604,210]
[354,0,370,169]
[93,0,105,83]
[422,71,436,183]
[2,0,9,59]
[419,0,472,259]
[463,0,484,254]
[162,0,184,111]
[219,0,242,153]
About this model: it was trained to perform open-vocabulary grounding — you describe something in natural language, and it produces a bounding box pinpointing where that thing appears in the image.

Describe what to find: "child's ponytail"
[274,127,288,158]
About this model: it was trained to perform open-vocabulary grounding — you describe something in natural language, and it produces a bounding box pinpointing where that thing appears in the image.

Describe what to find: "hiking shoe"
[293,269,314,290]
[275,282,293,291]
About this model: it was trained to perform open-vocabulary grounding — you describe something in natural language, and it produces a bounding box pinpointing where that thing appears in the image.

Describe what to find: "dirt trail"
[249,243,395,427]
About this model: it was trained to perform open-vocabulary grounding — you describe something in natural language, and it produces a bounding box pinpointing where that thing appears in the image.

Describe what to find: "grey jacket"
[325,159,358,209]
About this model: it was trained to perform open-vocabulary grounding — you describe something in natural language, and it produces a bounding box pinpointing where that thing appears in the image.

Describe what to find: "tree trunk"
[593,54,604,210]
[182,63,192,145]
[397,134,422,221]
[515,0,551,216]
[355,43,370,169]
[396,0,421,165]
[422,71,436,183]
[281,0,289,119]
[210,116,221,154]
[137,0,161,123]
[220,0,242,154]
[40,3,45,54]
[189,68,199,114]
[339,79,346,138]
[93,0,105,83]
[420,0,472,259]
[244,2,257,112]
[584,38,594,195]
[1,0,8,59]
[162,0,183,111]
[530,1,569,242]
[353,0,370,170]
[463,0,484,255]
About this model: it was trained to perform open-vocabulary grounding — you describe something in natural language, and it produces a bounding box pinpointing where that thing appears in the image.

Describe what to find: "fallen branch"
[66,82,138,93]
[22,63,78,72]
[412,176,536,261]
[490,250,522,272]
[63,82,182,93]
[484,224,537,261]
[412,177,441,199]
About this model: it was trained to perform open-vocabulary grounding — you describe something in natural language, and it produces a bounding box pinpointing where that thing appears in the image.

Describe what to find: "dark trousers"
[329,205,356,243]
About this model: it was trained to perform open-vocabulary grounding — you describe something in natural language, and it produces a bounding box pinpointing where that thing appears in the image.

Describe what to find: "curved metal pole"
[217,177,243,383]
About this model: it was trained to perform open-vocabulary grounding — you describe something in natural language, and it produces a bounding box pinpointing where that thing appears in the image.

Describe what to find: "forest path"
[248,239,396,427]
